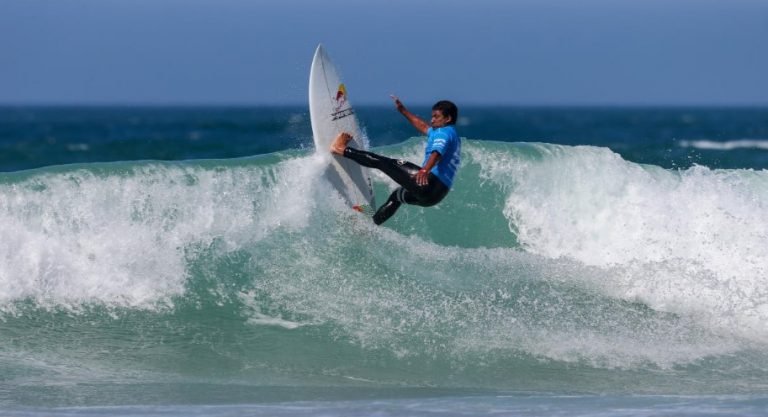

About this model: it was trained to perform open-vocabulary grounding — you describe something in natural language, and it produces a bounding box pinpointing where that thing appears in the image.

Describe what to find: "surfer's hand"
[415,169,429,187]
[390,95,405,112]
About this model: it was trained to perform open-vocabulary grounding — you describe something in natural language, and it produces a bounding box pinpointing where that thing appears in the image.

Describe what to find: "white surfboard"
[308,44,375,212]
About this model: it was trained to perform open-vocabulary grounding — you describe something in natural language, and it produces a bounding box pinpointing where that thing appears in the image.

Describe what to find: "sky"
[1,0,767,106]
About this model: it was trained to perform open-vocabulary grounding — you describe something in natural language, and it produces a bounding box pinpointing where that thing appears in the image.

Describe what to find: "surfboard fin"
[352,204,375,216]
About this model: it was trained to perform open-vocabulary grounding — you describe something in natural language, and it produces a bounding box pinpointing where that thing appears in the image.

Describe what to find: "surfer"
[331,97,461,225]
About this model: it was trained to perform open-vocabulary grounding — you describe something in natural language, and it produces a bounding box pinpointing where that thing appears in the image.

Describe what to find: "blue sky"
[1,0,766,106]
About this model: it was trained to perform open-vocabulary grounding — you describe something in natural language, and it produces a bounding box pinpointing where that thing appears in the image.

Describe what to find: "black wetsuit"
[343,147,449,225]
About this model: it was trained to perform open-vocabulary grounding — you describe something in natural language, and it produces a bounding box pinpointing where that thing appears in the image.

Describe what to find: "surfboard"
[308,44,375,213]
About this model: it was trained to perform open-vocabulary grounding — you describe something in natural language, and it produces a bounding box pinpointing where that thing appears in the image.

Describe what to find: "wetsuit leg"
[343,147,451,225]
[372,181,450,225]
[343,148,421,192]
[372,190,401,225]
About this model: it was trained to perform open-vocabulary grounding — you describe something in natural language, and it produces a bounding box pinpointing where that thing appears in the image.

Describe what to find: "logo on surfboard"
[335,84,347,110]
[332,83,354,120]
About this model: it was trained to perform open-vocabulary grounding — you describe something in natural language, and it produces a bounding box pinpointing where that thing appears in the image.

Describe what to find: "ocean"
[0,105,767,416]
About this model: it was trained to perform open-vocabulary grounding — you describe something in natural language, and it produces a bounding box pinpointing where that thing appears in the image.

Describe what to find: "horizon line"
[2,101,768,109]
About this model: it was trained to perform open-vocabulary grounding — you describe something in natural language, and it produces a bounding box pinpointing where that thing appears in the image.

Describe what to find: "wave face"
[1,140,767,405]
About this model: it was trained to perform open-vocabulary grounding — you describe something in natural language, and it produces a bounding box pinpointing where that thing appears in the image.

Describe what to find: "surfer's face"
[430,110,451,128]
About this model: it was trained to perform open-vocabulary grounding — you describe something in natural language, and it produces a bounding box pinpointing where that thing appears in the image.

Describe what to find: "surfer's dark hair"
[432,100,458,125]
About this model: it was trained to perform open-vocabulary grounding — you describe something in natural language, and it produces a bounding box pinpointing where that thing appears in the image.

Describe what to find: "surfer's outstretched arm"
[391,95,429,135]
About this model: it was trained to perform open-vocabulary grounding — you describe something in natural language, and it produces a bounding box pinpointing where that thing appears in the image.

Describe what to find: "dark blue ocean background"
[2,106,767,171]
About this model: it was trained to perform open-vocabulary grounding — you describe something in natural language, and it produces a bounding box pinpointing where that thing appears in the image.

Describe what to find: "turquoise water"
[1,107,767,415]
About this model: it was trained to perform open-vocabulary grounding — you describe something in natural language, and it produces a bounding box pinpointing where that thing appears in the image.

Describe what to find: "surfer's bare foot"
[330,132,353,155]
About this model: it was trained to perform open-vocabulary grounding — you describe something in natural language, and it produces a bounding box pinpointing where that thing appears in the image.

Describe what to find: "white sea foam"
[0,155,325,312]
[246,312,307,329]
[472,143,768,343]
[679,139,768,150]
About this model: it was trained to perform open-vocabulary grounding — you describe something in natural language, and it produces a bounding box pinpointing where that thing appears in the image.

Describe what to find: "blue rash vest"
[423,125,461,188]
